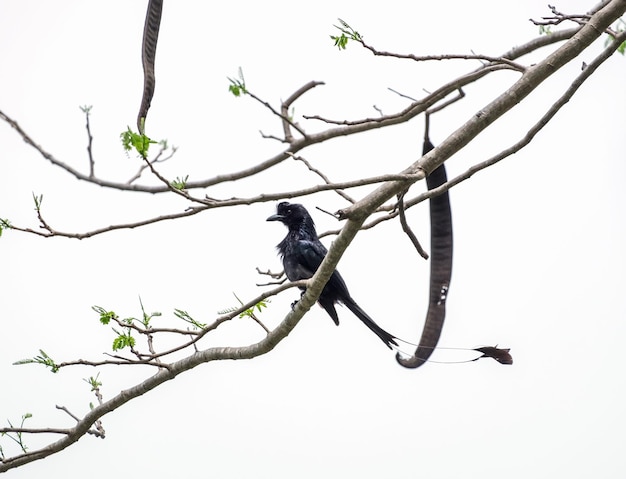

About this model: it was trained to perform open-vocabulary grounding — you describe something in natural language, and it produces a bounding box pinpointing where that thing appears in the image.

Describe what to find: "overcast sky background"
[1,1,625,478]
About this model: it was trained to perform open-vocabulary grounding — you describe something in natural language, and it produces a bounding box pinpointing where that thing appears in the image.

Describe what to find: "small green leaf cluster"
[218,293,270,319]
[330,18,362,50]
[92,305,134,351]
[83,373,102,391]
[120,127,157,158]
[217,293,271,332]
[13,350,59,373]
[0,218,11,237]
[32,193,43,212]
[228,67,247,97]
[173,309,206,329]
[238,299,269,319]
[111,329,135,351]
[538,25,552,35]
[135,297,161,327]
[92,305,118,325]
[94,300,162,352]
[171,175,189,190]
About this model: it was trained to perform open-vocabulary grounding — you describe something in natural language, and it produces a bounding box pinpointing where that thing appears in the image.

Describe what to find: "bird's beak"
[266,214,284,222]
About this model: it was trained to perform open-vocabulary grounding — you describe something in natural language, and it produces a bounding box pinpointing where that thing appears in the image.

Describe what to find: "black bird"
[267,202,398,349]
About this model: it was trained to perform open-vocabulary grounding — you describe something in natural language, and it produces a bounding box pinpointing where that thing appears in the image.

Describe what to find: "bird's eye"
[286,209,291,214]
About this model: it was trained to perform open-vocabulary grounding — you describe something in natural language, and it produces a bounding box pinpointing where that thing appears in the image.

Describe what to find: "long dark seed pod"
[396,136,453,368]
[137,0,163,134]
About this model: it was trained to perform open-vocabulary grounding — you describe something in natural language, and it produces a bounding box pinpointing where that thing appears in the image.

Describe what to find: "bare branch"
[246,89,308,140]
[82,107,95,177]
[396,191,429,260]
[290,153,356,203]
[530,4,593,27]
[255,267,285,280]
[7,206,208,239]
[358,41,527,72]
[141,155,207,205]
[0,427,71,436]
[126,143,177,185]
[280,81,325,142]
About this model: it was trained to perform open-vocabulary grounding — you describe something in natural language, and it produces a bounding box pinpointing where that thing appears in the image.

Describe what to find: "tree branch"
[338,0,626,221]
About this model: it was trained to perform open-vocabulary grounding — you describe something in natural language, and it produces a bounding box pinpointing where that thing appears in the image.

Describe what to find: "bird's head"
[266,202,315,230]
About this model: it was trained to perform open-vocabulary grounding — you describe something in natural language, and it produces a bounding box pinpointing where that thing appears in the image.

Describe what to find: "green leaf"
[32,193,43,211]
[330,34,349,50]
[92,305,118,325]
[227,67,247,96]
[111,330,135,351]
[221,292,270,319]
[0,218,11,237]
[330,18,362,50]
[538,25,552,35]
[120,127,157,158]
[135,296,161,327]
[173,309,206,329]
[83,373,102,391]
[171,175,189,190]
[14,349,59,373]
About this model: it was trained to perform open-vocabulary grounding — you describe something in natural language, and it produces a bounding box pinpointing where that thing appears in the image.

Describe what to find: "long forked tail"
[344,297,398,349]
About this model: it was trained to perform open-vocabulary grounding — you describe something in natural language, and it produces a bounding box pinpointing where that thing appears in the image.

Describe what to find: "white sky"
[1,1,625,478]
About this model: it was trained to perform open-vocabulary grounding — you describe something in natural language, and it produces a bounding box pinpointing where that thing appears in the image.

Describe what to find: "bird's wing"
[280,239,325,282]
[297,239,326,267]
[296,239,352,296]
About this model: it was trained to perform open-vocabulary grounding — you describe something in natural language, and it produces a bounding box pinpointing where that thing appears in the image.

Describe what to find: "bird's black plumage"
[267,202,398,349]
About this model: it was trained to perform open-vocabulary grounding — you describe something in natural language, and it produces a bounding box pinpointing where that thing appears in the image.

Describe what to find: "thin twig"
[255,267,285,280]
[0,427,70,436]
[396,191,429,259]
[83,109,95,178]
[280,81,325,142]
[55,406,80,422]
[126,144,177,185]
[246,90,308,140]
[142,155,208,205]
[359,39,527,72]
[290,153,356,203]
